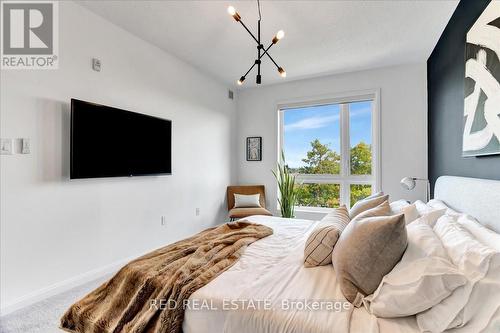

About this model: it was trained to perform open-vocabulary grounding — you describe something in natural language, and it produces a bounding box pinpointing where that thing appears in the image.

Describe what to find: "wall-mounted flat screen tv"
[70,99,172,179]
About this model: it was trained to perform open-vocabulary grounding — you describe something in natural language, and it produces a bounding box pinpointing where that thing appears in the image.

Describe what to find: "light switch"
[0,139,13,155]
[21,138,30,154]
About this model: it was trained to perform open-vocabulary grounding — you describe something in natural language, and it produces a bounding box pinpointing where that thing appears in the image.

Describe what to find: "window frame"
[277,89,381,210]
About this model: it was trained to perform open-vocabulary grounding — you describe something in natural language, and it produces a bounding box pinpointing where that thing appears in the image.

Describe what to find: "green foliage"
[350,184,372,208]
[297,139,340,174]
[294,140,372,208]
[351,142,372,175]
[295,184,340,208]
[272,151,297,218]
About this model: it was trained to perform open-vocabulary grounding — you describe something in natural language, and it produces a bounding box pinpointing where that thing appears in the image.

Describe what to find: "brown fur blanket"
[61,221,273,333]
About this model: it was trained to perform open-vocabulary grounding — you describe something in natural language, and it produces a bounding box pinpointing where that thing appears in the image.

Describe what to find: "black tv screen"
[70,99,172,179]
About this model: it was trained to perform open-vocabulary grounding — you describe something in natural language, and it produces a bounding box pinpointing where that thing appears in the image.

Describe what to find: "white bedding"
[183,216,420,333]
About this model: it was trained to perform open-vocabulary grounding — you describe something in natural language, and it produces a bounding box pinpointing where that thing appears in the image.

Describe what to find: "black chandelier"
[227,0,286,85]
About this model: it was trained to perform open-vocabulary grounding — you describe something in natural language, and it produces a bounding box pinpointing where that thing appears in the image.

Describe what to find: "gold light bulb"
[278,67,286,78]
[272,30,285,44]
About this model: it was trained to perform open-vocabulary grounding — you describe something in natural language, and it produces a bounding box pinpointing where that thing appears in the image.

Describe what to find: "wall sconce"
[400,177,430,201]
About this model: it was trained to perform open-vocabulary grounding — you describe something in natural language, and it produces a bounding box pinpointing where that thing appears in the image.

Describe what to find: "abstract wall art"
[463,1,500,157]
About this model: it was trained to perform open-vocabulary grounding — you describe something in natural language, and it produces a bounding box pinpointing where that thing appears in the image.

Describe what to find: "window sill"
[294,206,335,214]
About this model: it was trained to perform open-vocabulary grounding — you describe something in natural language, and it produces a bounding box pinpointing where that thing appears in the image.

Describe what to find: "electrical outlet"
[160,216,166,226]
[195,208,200,216]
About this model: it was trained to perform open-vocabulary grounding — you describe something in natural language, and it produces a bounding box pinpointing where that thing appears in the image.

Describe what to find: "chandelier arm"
[255,42,280,69]
[258,43,274,59]
[263,50,281,70]
[238,20,259,45]
[242,62,257,78]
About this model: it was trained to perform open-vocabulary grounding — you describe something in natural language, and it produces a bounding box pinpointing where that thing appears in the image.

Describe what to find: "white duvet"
[182,216,419,333]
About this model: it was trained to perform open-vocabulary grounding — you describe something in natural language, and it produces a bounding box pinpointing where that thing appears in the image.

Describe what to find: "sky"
[283,101,372,168]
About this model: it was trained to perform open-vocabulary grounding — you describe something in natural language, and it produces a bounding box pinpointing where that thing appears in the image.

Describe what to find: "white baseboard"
[0,255,136,316]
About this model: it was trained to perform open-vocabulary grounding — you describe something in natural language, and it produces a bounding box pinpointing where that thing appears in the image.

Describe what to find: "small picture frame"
[246,137,262,161]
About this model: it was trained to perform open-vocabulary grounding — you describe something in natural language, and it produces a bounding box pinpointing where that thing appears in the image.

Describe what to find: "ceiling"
[79,0,458,88]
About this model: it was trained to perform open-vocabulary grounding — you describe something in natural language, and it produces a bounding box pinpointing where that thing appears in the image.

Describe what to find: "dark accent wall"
[428,0,499,195]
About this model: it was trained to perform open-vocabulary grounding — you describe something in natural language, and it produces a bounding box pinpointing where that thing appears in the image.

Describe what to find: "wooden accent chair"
[227,185,273,221]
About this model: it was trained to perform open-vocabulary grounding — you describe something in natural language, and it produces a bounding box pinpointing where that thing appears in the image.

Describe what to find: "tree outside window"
[281,98,376,209]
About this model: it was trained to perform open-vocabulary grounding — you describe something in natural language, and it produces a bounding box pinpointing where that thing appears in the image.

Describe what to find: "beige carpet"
[0,275,110,333]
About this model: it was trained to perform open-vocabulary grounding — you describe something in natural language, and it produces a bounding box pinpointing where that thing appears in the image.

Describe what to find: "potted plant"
[272,151,298,218]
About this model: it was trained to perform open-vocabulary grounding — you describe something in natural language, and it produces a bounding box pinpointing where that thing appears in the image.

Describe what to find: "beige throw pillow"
[365,191,384,199]
[349,194,389,219]
[331,213,407,306]
[354,200,391,219]
[303,205,350,267]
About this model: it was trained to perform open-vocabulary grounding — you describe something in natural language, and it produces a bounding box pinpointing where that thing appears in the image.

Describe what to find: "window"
[279,93,379,209]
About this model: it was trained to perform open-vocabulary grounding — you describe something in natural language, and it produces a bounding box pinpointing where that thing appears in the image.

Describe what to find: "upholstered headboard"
[434,176,500,233]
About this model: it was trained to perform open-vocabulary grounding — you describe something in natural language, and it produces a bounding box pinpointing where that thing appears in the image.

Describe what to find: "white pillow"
[420,209,446,228]
[449,255,500,333]
[363,220,466,318]
[233,194,261,208]
[402,204,445,227]
[402,204,420,224]
[427,199,461,216]
[427,200,500,251]
[480,306,500,333]
[366,191,384,199]
[414,200,435,215]
[389,199,410,215]
[447,214,500,333]
[416,215,498,333]
[457,214,500,252]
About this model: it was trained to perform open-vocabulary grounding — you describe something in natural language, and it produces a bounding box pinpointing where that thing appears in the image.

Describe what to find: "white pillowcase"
[457,214,500,252]
[366,191,384,199]
[427,199,500,251]
[389,199,410,215]
[416,215,498,333]
[402,204,420,224]
[480,307,500,333]
[402,203,446,227]
[420,209,446,228]
[363,220,466,318]
[414,200,435,215]
[449,255,500,333]
[233,194,261,208]
[446,214,500,333]
[427,199,461,216]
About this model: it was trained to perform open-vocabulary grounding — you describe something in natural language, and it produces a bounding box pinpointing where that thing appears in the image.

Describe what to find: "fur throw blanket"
[61,221,273,333]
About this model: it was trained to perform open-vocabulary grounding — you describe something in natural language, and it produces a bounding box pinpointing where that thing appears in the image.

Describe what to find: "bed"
[62,176,500,333]
[183,176,500,333]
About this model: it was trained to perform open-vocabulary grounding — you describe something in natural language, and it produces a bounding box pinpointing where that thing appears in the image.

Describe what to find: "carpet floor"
[0,275,110,333]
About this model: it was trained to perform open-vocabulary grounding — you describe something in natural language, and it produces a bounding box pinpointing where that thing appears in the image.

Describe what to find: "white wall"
[236,64,428,219]
[0,1,236,312]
